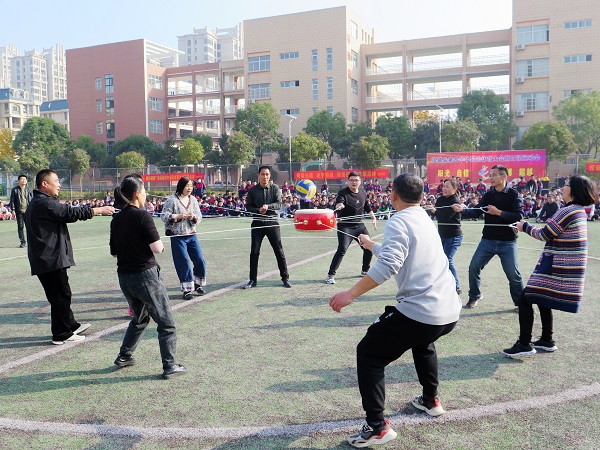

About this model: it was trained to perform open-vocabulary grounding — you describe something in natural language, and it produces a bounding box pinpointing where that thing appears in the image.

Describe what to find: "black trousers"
[518,293,554,343]
[249,220,288,282]
[37,268,81,341]
[357,306,457,424]
[16,211,26,244]
[328,224,372,276]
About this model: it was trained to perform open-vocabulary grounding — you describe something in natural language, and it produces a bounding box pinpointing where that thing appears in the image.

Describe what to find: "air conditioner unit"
[516,111,525,117]
[516,44,526,51]
[248,99,256,104]
[516,77,525,84]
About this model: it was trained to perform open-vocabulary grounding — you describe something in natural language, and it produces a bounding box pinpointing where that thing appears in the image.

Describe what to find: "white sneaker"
[360,271,368,277]
[73,323,91,335]
[52,334,85,345]
[325,275,336,284]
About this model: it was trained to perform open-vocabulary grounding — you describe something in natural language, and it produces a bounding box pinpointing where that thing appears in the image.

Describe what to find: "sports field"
[0,213,599,449]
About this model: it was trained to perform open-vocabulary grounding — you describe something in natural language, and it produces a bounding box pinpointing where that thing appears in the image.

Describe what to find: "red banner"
[294,169,390,181]
[143,172,204,183]
[426,150,547,185]
[586,162,600,173]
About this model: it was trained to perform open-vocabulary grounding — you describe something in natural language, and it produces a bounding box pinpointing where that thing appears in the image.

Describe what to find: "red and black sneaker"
[347,420,397,448]
[411,394,446,417]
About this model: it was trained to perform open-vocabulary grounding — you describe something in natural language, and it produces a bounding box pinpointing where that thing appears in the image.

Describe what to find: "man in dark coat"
[9,174,33,248]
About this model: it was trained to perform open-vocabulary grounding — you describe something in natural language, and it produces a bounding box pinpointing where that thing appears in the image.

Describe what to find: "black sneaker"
[464,298,479,309]
[244,280,257,289]
[194,284,206,296]
[114,354,136,367]
[182,291,194,300]
[162,364,188,379]
[19,242,26,248]
[503,341,536,357]
[282,279,292,288]
[347,420,397,448]
[411,394,445,417]
[533,338,557,352]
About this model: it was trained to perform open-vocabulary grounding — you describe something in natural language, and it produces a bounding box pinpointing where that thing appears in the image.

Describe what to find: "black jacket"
[245,182,282,221]
[9,185,33,214]
[25,190,94,275]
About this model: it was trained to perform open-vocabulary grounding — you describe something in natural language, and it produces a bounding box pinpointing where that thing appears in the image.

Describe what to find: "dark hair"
[35,169,56,189]
[18,174,28,181]
[175,176,193,195]
[258,165,271,174]
[568,175,598,206]
[444,178,458,190]
[392,173,423,203]
[491,165,508,176]
[348,171,360,179]
[114,175,144,207]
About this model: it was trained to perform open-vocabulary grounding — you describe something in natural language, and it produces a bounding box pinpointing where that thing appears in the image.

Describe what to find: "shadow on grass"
[82,436,141,450]
[268,353,520,393]
[256,294,392,308]
[210,436,349,449]
[252,315,374,330]
[0,335,53,349]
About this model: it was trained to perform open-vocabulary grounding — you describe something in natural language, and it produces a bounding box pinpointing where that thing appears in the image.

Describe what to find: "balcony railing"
[224,82,244,91]
[366,64,403,76]
[366,92,403,103]
[468,54,510,66]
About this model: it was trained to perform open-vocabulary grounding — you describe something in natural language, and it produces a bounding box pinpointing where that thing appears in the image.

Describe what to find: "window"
[96,99,102,112]
[106,141,114,155]
[96,121,102,135]
[106,119,115,138]
[516,92,549,111]
[350,21,358,39]
[565,20,592,29]
[280,51,299,59]
[149,74,162,89]
[149,97,163,111]
[95,77,101,90]
[564,89,591,98]
[105,96,114,116]
[351,107,358,123]
[564,54,592,63]
[516,58,549,78]
[280,80,300,88]
[327,77,333,100]
[105,74,113,94]
[326,48,333,70]
[248,55,270,72]
[517,25,549,45]
[248,83,270,99]
[327,106,334,116]
[312,79,318,100]
[281,109,300,116]
[150,120,163,134]
[351,78,358,95]
[351,50,358,68]
[312,50,318,72]
[312,107,318,114]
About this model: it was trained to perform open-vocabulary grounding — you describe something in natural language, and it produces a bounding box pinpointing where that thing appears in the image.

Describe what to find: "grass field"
[0,212,599,449]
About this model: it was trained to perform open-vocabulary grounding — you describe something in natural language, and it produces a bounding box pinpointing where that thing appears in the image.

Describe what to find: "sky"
[5,0,512,52]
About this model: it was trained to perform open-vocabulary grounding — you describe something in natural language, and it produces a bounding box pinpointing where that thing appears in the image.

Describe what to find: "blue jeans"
[468,239,524,305]
[118,266,177,370]
[441,235,463,290]
[170,235,206,292]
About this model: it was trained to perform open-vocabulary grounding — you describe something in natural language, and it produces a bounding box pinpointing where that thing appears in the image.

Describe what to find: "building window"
[281,109,300,116]
[516,58,549,78]
[326,48,333,70]
[351,50,358,68]
[106,141,114,155]
[95,77,101,90]
[327,106,334,116]
[96,121,102,135]
[150,120,163,134]
[312,107,318,114]
[312,50,318,72]
[96,99,102,112]
[351,78,358,95]
[516,92,549,111]
[149,74,162,89]
[351,107,359,123]
[350,21,358,39]
[312,79,318,100]
[516,126,528,142]
[105,96,114,116]
[327,77,333,100]
[280,80,300,88]
[516,24,549,45]
[248,55,270,72]
[564,89,591,98]
[248,83,271,99]
[105,74,113,94]
[149,97,163,111]
[106,119,115,138]
[280,51,299,59]
[564,54,592,63]
[565,20,592,29]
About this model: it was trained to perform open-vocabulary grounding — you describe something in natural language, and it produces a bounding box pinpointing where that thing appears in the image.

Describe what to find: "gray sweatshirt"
[368,206,462,325]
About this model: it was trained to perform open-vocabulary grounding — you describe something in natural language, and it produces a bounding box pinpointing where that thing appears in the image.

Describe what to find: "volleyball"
[296,179,317,199]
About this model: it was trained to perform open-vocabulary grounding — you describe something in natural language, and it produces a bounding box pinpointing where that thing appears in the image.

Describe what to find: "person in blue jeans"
[452,165,524,309]
[162,177,207,300]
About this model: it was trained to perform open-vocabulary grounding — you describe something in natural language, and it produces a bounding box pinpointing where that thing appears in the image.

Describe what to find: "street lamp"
[436,105,444,153]
[286,114,297,184]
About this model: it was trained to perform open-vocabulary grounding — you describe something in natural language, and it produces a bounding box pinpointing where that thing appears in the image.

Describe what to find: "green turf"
[0,215,599,448]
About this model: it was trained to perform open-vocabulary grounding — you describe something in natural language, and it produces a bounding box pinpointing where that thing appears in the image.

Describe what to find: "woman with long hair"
[504,175,598,357]
[162,176,207,300]
[110,175,186,379]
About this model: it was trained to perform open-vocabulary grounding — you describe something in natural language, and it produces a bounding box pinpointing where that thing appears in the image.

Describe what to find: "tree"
[413,119,440,160]
[519,121,576,161]
[235,102,279,164]
[553,91,600,158]
[457,90,516,150]
[338,121,373,159]
[178,138,204,165]
[348,134,389,169]
[192,134,214,153]
[375,114,414,175]
[155,139,180,168]
[18,149,49,174]
[110,135,161,166]
[291,131,331,162]
[67,148,91,194]
[115,151,145,172]
[304,111,347,155]
[440,119,481,152]
[70,135,106,167]
[224,131,255,165]
[0,129,16,160]
[0,156,20,173]
[12,117,71,160]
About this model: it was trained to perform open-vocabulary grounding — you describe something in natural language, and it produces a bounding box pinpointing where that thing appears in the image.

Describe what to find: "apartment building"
[0,45,18,88]
[178,24,243,65]
[40,99,69,131]
[10,50,48,103]
[44,44,67,101]
[0,88,40,136]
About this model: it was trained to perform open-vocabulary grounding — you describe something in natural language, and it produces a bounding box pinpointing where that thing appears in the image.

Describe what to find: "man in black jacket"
[9,174,33,248]
[26,169,114,345]
[243,166,290,289]
[453,165,524,309]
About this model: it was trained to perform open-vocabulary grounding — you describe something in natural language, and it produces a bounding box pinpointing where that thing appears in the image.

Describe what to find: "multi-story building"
[40,99,69,131]
[44,44,67,101]
[0,88,40,136]
[178,24,243,65]
[0,44,18,88]
[10,50,48,103]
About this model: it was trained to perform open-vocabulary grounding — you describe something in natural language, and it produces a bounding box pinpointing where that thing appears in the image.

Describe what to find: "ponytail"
[114,175,144,207]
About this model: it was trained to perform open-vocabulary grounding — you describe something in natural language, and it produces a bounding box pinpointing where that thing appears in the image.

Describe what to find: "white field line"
[0,383,598,440]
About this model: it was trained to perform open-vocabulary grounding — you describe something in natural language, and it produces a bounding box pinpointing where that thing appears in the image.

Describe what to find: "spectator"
[9,174,33,248]
[0,201,12,220]
[526,175,538,197]
[536,195,559,222]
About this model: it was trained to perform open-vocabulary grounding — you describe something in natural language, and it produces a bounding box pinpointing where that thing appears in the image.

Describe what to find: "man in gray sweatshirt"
[330,173,462,448]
